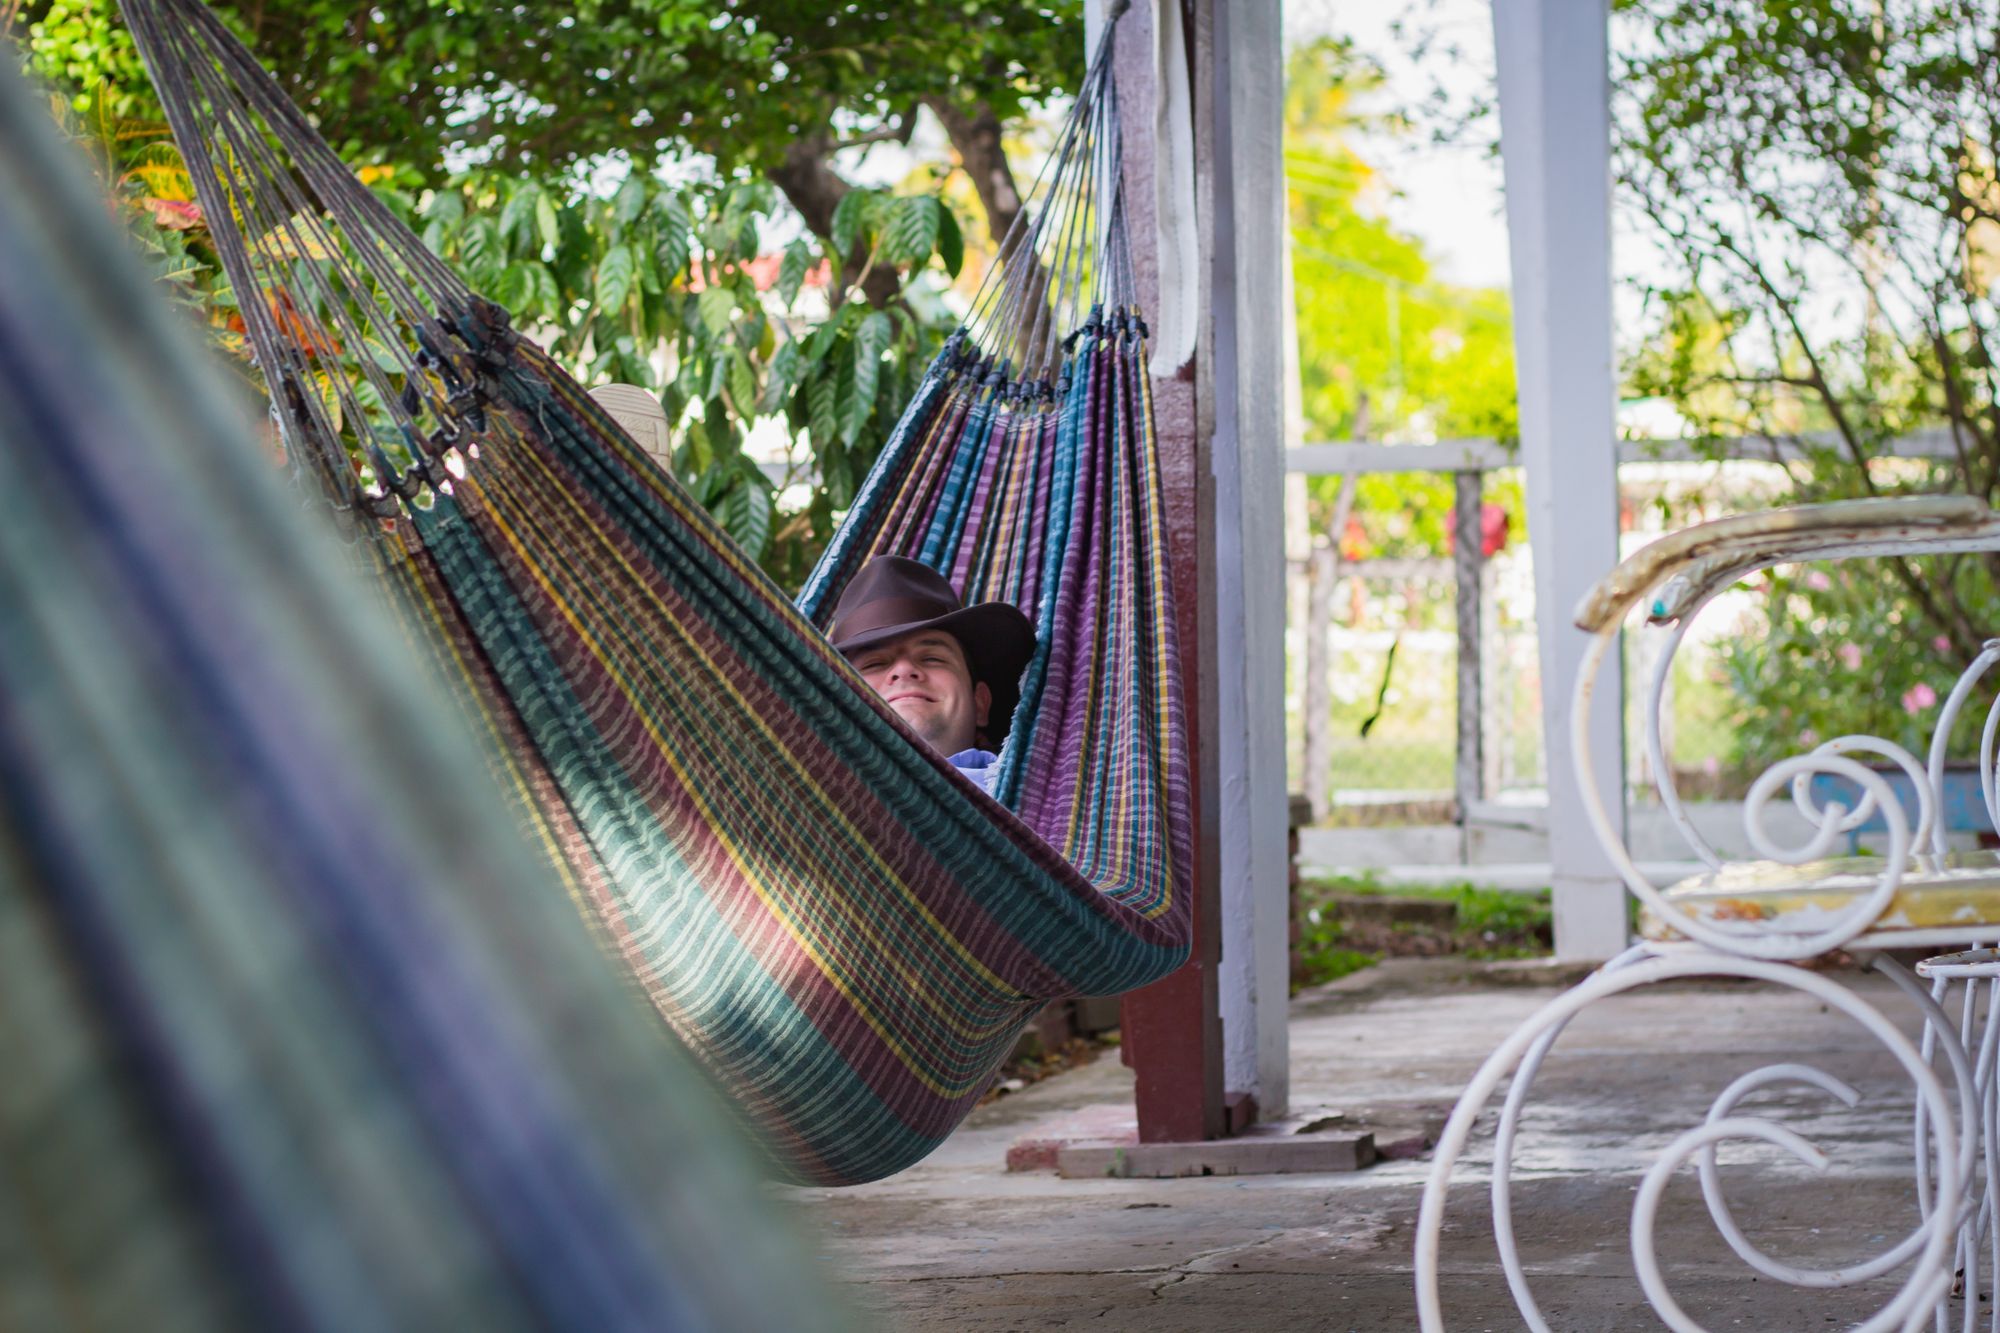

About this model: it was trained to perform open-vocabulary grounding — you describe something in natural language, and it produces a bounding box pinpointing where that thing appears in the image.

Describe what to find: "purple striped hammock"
[124,0,1193,1184]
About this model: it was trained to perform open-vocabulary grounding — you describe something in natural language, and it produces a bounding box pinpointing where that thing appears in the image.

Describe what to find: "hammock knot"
[460,296,521,370]
[382,451,455,504]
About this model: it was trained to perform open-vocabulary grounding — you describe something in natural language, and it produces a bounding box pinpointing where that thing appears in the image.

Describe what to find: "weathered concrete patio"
[787,958,1958,1330]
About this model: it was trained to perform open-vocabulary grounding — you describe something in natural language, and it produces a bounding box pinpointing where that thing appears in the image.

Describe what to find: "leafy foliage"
[34,92,247,359]
[1287,43,1516,450]
[15,0,1082,182]
[383,169,964,582]
[11,0,1054,587]
[32,83,965,586]
[1291,873,1555,994]
[1614,0,2000,762]
[1284,38,1522,565]
[1704,557,1986,775]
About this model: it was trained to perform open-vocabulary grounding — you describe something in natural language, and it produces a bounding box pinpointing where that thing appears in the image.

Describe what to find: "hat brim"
[833,601,1038,746]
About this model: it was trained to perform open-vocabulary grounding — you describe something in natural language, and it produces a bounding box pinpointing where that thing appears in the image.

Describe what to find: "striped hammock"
[123,0,1193,1184]
[0,62,843,1331]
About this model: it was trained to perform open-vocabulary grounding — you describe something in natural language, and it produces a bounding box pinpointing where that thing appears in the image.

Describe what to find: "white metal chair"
[1415,496,2000,1332]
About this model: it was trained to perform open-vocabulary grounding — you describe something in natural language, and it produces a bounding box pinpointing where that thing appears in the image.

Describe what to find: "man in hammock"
[828,556,1036,795]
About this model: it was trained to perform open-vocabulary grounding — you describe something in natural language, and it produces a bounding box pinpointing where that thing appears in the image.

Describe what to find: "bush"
[1709,556,1999,777]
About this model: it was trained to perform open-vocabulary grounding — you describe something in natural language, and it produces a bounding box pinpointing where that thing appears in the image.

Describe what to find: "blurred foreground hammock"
[119,0,1192,1186]
[0,60,846,1332]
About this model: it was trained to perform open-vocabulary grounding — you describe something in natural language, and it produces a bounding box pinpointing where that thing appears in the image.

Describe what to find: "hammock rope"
[0,60,845,1331]
[120,0,1193,1186]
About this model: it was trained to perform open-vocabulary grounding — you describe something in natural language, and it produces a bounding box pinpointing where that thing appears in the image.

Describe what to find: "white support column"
[1208,0,1291,1116]
[1491,0,1628,959]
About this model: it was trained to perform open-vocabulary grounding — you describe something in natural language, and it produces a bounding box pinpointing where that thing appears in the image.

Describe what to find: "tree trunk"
[764,130,904,309]
[924,96,1025,246]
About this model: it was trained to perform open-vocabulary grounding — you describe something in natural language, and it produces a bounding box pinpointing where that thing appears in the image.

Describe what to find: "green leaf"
[690,461,727,507]
[725,472,773,560]
[846,310,893,442]
[806,370,839,450]
[552,208,595,298]
[698,285,737,337]
[727,349,757,416]
[761,337,801,412]
[459,216,503,284]
[421,190,465,227]
[499,184,539,250]
[535,191,561,254]
[718,186,752,251]
[822,453,856,510]
[657,379,686,425]
[936,204,964,278]
[611,334,649,388]
[705,352,732,404]
[883,194,941,266]
[777,239,812,308]
[802,299,859,365]
[614,173,650,228]
[595,243,638,313]
[494,261,534,313]
[655,194,693,279]
[682,416,714,476]
[704,399,741,461]
[638,253,664,297]
[528,263,561,318]
[834,341,862,448]
[830,187,874,257]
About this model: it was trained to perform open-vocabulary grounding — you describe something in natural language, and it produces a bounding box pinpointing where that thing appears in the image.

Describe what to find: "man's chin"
[891,709,965,755]
[889,706,940,741]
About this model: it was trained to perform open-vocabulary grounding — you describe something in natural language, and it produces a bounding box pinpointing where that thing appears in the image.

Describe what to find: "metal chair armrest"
[1572,496,2000,633]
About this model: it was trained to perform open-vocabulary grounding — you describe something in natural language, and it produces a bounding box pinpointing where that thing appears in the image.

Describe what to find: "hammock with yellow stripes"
[0,61,846,1331]
[124,0,1191,1184]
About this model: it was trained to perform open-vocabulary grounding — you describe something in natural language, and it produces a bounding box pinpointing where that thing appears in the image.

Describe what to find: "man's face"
[851,629,992,756]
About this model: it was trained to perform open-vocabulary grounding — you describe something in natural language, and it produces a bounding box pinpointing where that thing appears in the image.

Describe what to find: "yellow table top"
[1645,850,2000,942]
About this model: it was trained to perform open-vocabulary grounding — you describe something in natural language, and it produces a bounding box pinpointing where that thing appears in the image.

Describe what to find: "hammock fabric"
[0,62,845,1331]
[122,0,1193,1185]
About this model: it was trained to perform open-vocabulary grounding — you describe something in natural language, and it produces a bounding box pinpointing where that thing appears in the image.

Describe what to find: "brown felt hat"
[828,556,1037,745]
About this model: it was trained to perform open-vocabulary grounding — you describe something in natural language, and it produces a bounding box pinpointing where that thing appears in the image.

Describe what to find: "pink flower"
[1904,683,1939,714]
[1935,635,1953,654]
[1837,642,1862,670]
[1805,570,1832,591]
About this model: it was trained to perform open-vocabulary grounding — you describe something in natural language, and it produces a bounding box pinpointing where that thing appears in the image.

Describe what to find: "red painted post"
[1113,0,1227,1144]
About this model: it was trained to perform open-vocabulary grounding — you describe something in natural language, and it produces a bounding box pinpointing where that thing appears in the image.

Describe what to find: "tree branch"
[832,110,918,153]
[764,126,903,309]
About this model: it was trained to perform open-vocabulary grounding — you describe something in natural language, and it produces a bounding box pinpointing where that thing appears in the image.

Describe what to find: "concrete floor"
[784,957,1970,1331]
